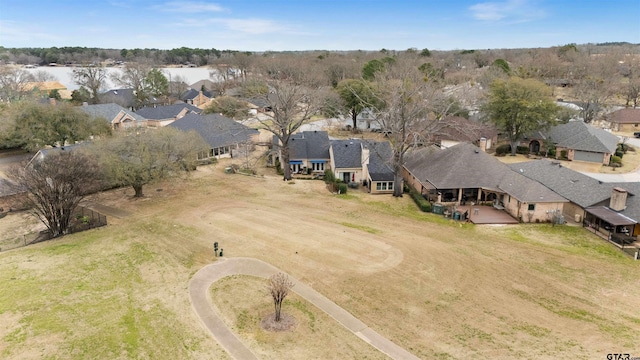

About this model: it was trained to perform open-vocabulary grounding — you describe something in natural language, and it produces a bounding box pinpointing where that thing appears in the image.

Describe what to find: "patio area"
[456,205,519,225]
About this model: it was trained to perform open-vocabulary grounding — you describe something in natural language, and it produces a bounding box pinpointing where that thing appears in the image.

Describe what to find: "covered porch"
[584,206,637,246]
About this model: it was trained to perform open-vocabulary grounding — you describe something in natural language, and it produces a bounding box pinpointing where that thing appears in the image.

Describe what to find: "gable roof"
[135,103,201,120]
[101,88,161,108]
[168,113,258,148]
[511,159,640,222]
[607,108,640,124]
[404,143,566,203]
[190,79,217,92]
[508,159,615,208]
[289,131,330,160]
[180,88,212,100]
[80,103,146,123]
[331,139,362,168]
[363,141,394,181]
[548,121,619,153]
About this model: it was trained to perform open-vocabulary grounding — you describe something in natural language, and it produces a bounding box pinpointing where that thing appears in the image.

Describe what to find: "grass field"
[1,161,639,359]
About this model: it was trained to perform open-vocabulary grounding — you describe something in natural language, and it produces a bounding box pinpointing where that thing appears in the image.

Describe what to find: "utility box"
[432,203,444,215]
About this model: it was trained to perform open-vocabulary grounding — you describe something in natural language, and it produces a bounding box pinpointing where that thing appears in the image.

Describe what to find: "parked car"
[634,132,640,138]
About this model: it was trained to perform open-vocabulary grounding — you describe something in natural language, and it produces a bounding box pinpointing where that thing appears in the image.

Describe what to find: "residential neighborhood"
[1,7,639,358]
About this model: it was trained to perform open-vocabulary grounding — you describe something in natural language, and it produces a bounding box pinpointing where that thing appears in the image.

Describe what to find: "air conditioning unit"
[575,214,582,223]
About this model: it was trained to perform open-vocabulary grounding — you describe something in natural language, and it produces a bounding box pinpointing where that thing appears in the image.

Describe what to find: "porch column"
[477,189,482,203]
[458,188,463,205]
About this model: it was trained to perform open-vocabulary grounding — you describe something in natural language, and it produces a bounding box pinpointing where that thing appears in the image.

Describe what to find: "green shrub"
[615,149,624,158]
[610,155,622,164]
[618,143,629,154]
[496,144,511,156]
[547,148,556,157]
[323,169,335,184]
[516,146,530,155]
[337,183,348,194]
[275,158,283,175]
[409,188,432,212]
[560,150,568,160]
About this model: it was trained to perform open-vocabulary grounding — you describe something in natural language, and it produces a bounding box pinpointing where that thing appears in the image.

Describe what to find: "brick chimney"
[609,187,628,211]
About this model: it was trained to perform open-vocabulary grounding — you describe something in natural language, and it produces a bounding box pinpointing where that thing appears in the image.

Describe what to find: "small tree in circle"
[267,273,294,322]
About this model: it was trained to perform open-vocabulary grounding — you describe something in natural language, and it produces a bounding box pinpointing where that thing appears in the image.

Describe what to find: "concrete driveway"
[580,136,640,182]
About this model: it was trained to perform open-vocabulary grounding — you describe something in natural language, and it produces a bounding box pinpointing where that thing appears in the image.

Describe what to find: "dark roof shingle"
[169,113,258,148]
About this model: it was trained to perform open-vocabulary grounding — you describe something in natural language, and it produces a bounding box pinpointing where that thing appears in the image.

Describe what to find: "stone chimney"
[479,137,487,152]
[610,187,628,211]
[361,144,370,166]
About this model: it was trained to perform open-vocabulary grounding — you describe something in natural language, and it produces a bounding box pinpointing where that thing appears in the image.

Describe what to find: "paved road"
[190,257,420,360]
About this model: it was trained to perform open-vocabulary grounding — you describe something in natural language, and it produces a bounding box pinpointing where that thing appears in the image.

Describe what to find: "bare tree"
[73,66,109,104]
[257,81,324,180]
[267,273,294,322]
[110,62,152,109]
[0,66,34,101]
[9,150,103,237]
[367,60,460,197]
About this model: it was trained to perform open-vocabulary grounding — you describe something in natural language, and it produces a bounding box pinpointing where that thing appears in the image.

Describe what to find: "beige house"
[403,143,568,223]
[596,108,640,132]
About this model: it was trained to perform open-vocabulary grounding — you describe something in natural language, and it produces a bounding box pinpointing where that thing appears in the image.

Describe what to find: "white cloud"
[469,0,546,22]
[175,17,288,34]
[218,18,284,34]
[0,20,61,45]
[155,1,225,13]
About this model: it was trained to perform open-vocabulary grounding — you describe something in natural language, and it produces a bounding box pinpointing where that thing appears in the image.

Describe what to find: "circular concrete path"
[189,257,420,360]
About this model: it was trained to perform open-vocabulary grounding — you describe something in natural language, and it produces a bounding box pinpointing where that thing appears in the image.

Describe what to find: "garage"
[574,150,605,163]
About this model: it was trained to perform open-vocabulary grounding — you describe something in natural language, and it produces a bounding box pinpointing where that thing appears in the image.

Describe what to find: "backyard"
[0,160,638,359]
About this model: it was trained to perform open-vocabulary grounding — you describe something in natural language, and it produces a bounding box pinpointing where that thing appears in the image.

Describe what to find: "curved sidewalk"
[189,257,420,360]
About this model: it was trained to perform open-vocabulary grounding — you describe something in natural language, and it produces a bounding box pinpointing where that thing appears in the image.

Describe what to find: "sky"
[0,0,639,51]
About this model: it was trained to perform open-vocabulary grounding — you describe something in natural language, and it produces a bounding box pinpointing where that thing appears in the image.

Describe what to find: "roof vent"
[474,149,479,153]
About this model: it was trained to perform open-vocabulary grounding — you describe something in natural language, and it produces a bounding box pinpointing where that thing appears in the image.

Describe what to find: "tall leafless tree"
[73,66,109,104]
[367,60,460,197]
[257,81,324,180]
[267,273,294,322]
[10,150,103,237]
[0,66,34,101]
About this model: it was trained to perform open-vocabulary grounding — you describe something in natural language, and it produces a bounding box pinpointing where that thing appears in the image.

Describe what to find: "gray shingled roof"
[135,103,201,120]
[548,121,619,153]
[363,141,394,181]
[180,88,212,100]
[404,143,566,203]
[511,159,640,222]
[101,88,161,108]
[331,139,362,168]
[80,103,146,123]
[169,113,258,149]
[288,131,330,160]
[508,159,615,208]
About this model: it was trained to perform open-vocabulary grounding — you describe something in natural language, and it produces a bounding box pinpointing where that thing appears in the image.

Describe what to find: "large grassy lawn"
[1,162,638,359]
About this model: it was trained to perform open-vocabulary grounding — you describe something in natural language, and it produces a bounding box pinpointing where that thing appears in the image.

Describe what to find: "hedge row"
[409,189,431,212]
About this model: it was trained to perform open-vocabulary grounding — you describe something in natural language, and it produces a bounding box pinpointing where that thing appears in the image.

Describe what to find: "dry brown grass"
[1,159,639,359]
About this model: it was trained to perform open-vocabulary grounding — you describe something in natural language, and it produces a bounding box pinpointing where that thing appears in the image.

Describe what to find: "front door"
[342,172,351,183]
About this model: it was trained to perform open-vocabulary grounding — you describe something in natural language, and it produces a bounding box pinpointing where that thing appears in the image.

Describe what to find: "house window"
[528,203,535,211]
[375,182,393,191]
[635,124,639,127]
[312,162,324,171]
